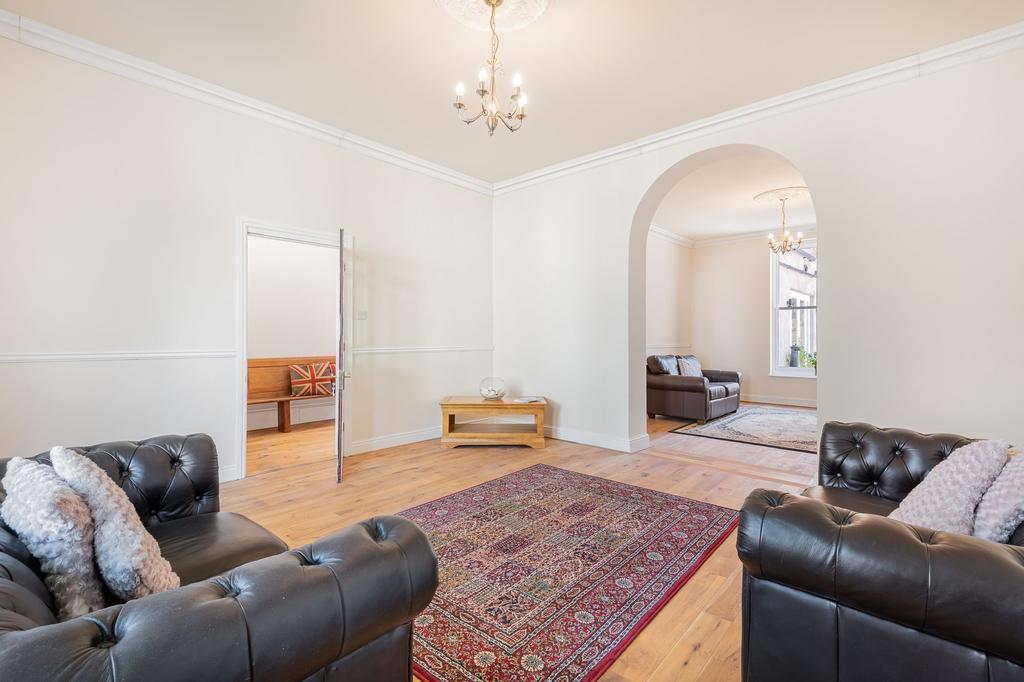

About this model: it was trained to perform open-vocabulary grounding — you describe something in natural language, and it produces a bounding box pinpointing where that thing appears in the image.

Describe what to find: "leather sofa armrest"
[646,374,709,393]
[737,490,1024,666]
[701,369,742,384]
[0,516,438,680]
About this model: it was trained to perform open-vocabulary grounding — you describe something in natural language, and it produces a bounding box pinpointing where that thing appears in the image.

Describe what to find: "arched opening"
[627,144,818,443]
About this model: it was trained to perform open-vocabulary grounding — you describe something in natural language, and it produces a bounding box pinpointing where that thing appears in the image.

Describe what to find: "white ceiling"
[653,150,814,240]
[4,1,1023,182]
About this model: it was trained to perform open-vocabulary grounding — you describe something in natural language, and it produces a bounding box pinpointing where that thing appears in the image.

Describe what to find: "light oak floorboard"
[245,420,336,476]
[224,410,817,681]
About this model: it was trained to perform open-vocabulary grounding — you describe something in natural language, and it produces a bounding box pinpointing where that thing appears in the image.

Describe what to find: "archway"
[626,143,818,442]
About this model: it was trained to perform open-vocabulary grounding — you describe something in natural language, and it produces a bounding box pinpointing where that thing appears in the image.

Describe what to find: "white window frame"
[769,238,817,379]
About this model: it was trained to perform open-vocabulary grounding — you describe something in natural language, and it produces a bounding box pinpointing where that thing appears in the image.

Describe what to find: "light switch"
[357,310,368,320]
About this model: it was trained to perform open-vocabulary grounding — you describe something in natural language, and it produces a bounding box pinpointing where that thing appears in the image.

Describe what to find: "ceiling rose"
[434,0,552,32]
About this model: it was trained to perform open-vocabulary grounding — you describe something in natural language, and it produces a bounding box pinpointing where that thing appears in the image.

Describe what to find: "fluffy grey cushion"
[50,446,179,601]
[973,455,1024,543]
[0,457,105,620]
[890,440,1008,535]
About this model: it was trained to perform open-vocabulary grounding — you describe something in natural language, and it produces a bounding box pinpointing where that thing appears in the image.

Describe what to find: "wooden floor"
[245,421,337,476]
[225,411,817,681]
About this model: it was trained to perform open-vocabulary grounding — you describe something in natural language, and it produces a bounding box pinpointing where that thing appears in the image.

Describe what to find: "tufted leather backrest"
[819,422,973,502]
[0,434,221,630]
[0,434,220,526]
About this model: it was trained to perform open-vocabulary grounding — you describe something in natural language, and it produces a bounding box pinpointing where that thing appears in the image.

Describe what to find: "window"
[771,240,817,378]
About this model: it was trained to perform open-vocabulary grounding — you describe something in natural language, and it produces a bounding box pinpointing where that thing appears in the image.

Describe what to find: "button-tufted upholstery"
[818,421,973,501]
[0,435,438,681]
[738,421,1024,682]
[0,517,437,681]
[0,435,220,525]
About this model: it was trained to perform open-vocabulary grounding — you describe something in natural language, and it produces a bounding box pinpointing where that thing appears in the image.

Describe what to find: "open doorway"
[238,220,351,481]
[638,146,818,452]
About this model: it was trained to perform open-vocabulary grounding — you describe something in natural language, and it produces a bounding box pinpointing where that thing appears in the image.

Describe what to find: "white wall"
[494,46,1024,450]
[689,238,816,407]
[0,36,493,478]
[645,231,692,357]
[245,237,338,430]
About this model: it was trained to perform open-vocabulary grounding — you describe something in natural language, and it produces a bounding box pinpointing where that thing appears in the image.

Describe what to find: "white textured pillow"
[50,446,179,601]
[0,457,106,620]
[889,440,1008,535]
[973,455,1024,543]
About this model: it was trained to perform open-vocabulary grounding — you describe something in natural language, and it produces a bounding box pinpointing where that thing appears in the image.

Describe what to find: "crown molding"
[692,225,816,249]
[0,9,17,40]
[648,224,694,248]
[647,225,696,249]
[0,12,493,196]
[5,11,1023,200]
[492,20,1024,195]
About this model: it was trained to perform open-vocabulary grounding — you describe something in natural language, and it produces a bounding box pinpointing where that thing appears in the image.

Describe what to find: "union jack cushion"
[289,362,336,397]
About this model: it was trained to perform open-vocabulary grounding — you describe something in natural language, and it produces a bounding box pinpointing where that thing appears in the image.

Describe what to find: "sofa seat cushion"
[714,382,740,397]
[707,384,727,400]
[802,486,899,517]
[149,512,287,585]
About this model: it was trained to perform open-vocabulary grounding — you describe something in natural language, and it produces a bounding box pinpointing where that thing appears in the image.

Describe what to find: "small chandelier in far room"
[755,186,809,255]
[443,0,542,135]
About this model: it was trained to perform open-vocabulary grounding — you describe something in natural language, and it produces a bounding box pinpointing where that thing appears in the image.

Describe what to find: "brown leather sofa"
[738,421,1024,682]
[646,354,742,423]
[0,435,438,681]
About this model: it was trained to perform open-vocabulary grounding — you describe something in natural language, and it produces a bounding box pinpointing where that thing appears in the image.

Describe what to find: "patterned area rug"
[670,405,818,452]
[398,464,738,681]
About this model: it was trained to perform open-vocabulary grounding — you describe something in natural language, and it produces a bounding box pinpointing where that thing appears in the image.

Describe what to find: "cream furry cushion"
[889,440,1008,535]
[50,446,179,601]
[0,457,106,620]
[973,455,1024,543]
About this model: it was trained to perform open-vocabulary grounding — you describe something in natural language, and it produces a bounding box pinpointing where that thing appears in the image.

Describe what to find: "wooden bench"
[247,356,336,432]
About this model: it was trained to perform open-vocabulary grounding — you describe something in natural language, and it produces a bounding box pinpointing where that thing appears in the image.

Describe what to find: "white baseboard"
[743,393,817,408]
[348,421,644,455]
[238,418,647,466]
[347,425,442,456]
[544,424,639,453]
[220,464,241,483]
[628,433,652,452]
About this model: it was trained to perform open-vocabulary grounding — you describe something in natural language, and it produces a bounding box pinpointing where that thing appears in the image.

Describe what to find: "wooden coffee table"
[440,396,547,449]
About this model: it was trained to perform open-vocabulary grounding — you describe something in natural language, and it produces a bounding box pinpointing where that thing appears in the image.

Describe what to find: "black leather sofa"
[738,421,1024,682]
[0,435,437,681]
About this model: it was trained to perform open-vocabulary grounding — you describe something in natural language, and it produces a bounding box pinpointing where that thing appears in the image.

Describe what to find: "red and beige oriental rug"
[398,464,739,681]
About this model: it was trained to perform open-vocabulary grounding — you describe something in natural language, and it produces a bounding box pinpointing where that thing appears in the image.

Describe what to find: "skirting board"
[348,425,442,456]
[545,425,650,453]
[742,393,817,408]
[344,422,650,458]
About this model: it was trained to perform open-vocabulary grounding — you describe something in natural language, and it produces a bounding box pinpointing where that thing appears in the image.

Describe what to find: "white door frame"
[235,217,343,480]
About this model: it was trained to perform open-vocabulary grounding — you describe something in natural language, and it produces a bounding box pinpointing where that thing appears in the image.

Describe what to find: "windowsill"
[770,369,817,380]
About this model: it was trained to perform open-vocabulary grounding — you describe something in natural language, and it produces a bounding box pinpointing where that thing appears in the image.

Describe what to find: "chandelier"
[450,0,529,135]
[755,186,809,254]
